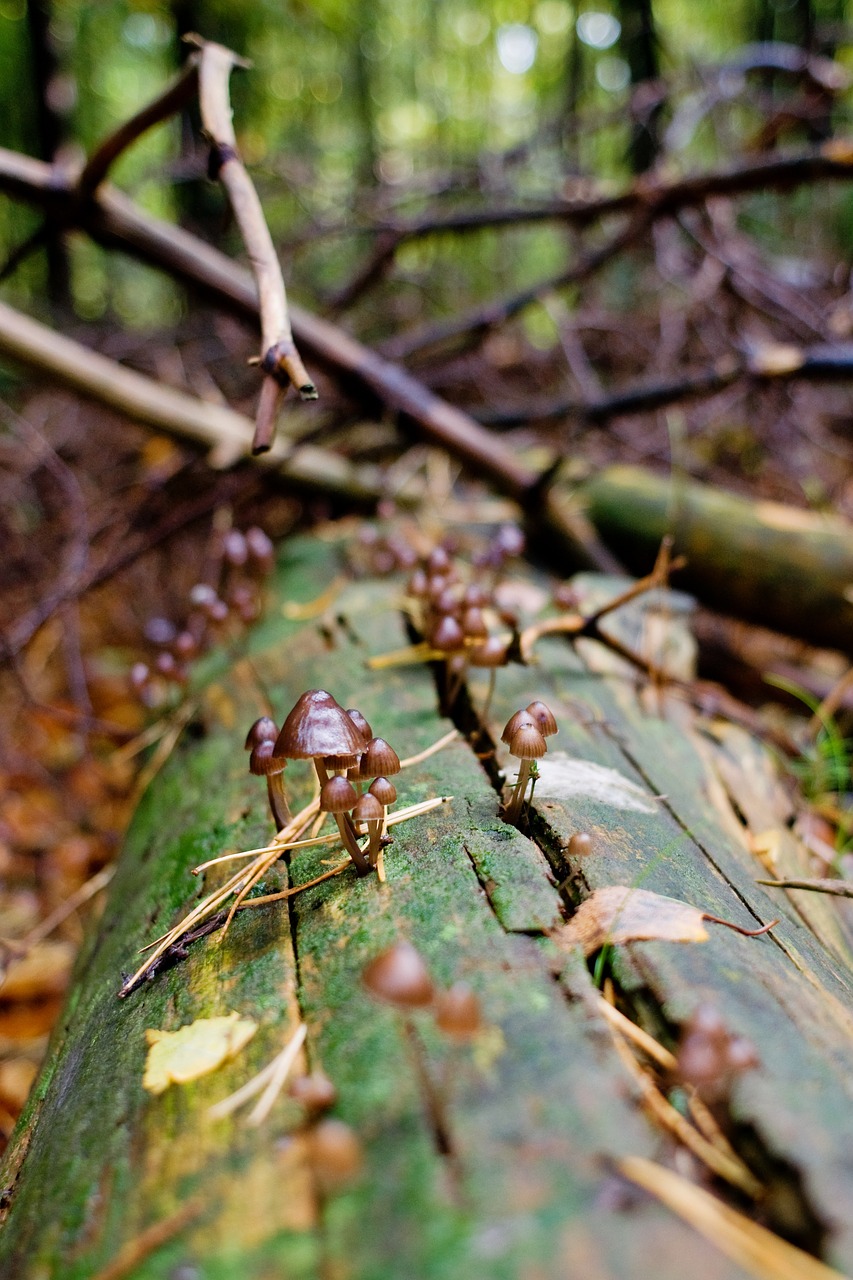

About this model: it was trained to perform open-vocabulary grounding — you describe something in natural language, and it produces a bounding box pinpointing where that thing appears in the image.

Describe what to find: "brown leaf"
[553,886,708,957]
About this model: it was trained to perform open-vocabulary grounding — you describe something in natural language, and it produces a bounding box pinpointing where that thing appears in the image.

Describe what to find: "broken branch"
[185,34,316,449]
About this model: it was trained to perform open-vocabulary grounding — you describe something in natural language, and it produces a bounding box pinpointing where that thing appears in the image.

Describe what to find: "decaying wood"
[582,464,853,651]
[3,537,853,1278]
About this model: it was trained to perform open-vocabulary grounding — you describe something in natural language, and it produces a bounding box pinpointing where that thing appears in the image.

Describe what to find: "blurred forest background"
[0,0,852,1151]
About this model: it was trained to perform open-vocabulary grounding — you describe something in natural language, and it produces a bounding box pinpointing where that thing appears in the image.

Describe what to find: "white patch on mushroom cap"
[534,753,657,813]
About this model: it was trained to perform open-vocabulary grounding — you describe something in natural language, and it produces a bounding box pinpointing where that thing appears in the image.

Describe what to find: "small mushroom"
[362,941,435,1009]
[525,700,558,738]
[568,832,593,858]
[289,1071,338,1116]
[245,717,291,831]
[435,983,482,1039]
[309,1119,363,1190]
[502,714,547,824]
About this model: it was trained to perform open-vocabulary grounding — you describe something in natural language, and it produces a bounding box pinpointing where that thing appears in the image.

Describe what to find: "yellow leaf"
[553,886,708,956]
[143,1012,258,1095]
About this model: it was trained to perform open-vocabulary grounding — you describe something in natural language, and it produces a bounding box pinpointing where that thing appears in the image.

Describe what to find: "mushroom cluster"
[244,690,401,876]
[131,525,275,707]
[500,700,558,824]
[405,531,525,711]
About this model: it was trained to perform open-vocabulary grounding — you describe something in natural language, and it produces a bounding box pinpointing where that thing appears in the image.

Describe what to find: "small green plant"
[765,674,852,858]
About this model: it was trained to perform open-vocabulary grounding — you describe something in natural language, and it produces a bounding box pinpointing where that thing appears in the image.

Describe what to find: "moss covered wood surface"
[0,537,851,1279]
[581,464,853,651]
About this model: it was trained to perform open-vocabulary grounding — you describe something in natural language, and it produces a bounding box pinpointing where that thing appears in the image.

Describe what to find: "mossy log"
[581,464,853,651]
[2,537,853,1279]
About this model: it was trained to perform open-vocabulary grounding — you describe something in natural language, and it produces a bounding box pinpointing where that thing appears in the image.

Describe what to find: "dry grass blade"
[247,1022,307,1126]
[757,878,853,898]
[608,1025,762,1197]
[619,1156,846,1280]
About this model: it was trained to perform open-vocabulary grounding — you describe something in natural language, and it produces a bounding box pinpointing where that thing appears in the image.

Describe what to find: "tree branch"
[185,35,316,451]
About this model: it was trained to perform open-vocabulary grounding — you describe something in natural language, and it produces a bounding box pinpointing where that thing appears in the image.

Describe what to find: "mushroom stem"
[481,668,496,724]
[266,774,292,831]
[313,759,371,876]
[402,1016,454,1157]
[504,760,531,825]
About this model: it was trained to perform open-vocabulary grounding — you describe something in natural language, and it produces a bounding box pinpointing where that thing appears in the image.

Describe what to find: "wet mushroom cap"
[345,709,373,743]
[462,607,488,640]
[360,738,401,778]
[525,700,558,737]
[369,776,397,806]
[320,776,359,813]
[362,941,435,1008]
[244,716,279,751]
[509,725,547,760]
[435,983,482,1038]
[431,614,465,652]
[309,1119,363,1186]
[500,709,536,745]
[275,690,366,760]
[353,793,383,826]
[568,832,593,858]
[249,741,287,777]
[469,637,508,668]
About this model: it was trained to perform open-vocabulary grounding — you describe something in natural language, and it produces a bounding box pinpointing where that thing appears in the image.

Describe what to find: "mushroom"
[501,712,548,824]
[245,716,291,831]
[435,983,482,1039]
[362,941,435,1009]
[352,792,384,869]
[275,691,372,874]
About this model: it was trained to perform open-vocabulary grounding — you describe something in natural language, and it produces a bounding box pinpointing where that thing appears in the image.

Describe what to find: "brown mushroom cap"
[568,832,593,858]
[435,983,482,1038]
[469,637,508,668]
[509,725,547,760]
[427,546,451,574]
[249,741,287,777]
[309,1119,363,1187]
[358,738,401,779]
[289,1071,338,1114]
[463,583,490,608]
[525,700,558,736]
[275,690,366,760]
[353,793,383,826]
[500,708,536,745]
[368,776,397,806]
[320,776,358,814]
[431,614,465,653]
[407,568,430,598]
[461,607,488,640]
[362,941,435,1008]
[345,709,373,743]
[244,716,279,751]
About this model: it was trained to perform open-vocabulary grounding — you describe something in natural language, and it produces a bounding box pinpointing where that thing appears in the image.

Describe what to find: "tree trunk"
[2,535,853,1278]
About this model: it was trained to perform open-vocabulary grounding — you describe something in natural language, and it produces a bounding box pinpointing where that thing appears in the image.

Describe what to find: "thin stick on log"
[185,35,316,451]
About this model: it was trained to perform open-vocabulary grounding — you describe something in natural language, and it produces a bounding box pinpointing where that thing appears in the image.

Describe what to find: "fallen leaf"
[0,941,75,1002]
[143,1011,258,1095]
[553,886,708,956]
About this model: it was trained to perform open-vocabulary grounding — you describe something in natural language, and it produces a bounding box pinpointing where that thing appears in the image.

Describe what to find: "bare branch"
[185,34,316,449]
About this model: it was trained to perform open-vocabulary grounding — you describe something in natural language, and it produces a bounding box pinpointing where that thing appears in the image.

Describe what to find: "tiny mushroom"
[245,716,291,831]
[501,707,552,824]
[435,983,482,1039]
[362,941,435,1009]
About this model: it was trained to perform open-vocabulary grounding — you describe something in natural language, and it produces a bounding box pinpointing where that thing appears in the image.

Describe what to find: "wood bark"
[582,464,853,651]
[2,540,853,1278]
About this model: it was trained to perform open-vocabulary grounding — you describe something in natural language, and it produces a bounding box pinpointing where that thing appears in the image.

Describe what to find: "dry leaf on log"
[143,1011,258,1095]
[553,886,709,956]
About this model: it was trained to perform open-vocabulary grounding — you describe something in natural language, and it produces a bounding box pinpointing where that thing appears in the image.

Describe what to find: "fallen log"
[581,465,853,652]
[2,535,853,1278]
